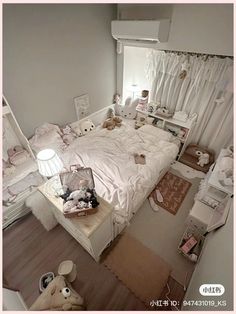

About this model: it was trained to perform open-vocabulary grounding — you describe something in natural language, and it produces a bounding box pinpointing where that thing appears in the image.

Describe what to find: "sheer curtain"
[146,50,233,155]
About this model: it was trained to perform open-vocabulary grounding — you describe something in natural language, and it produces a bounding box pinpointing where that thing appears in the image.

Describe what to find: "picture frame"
[74,94,90,120]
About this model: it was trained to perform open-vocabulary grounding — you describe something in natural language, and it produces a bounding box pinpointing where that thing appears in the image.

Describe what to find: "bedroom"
[2,2,234,311]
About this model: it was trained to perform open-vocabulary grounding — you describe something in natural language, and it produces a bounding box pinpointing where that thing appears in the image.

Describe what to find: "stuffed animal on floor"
[195,150,210,167]
[30,275,84,311]
[80,119,95,135]
[102,116,122,130]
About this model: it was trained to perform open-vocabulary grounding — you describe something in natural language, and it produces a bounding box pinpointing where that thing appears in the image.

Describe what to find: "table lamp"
[37,149,63,178]
[37,149,64,196]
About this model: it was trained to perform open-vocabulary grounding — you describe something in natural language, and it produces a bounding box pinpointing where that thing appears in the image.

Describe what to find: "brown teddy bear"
[30,275,85,311]
[102,116,122,130]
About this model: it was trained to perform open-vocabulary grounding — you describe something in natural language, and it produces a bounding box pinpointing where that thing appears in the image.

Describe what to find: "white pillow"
[29,129,67,154]
[34,122,62,136]
[138,124,173,142]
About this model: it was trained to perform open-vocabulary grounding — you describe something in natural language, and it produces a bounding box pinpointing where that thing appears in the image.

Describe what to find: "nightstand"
[38,178,114,262]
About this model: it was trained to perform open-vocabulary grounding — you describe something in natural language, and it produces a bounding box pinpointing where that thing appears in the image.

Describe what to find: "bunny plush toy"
[117,97,138,120]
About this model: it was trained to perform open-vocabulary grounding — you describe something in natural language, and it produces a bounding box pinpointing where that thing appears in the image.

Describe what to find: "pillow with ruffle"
[29,129,67,155]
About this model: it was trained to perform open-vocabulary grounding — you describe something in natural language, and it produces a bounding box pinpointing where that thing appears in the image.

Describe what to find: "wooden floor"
[3,214,185,310]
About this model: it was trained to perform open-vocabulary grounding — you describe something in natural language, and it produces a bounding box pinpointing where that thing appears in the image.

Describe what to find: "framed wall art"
[74,94,90,120]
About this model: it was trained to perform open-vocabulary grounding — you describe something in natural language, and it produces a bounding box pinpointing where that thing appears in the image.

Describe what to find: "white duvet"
[60,124,179,224]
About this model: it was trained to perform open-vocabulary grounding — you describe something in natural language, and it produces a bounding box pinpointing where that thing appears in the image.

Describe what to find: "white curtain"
[146,50,233,155]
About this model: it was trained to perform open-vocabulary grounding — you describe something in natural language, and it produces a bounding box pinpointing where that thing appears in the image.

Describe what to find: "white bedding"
[60,123,179,224]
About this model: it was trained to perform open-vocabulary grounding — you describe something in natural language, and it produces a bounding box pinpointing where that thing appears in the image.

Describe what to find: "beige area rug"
[128,168,201,287]
[150,171,192,215]
[103,232,172,307]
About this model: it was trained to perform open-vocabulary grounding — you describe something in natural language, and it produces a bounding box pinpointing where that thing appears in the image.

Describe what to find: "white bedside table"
[38,178,114,262]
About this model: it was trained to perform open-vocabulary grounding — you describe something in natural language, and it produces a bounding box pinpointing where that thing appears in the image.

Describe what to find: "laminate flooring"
[3,214,185,310]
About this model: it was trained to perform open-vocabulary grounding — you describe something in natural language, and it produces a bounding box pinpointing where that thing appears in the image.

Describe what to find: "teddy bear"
[30,275,84,311]
[102,116,122,130]
[195,150,210,167]
[79,119,95,135]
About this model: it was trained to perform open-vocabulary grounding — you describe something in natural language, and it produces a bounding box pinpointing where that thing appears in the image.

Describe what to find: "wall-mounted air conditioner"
[111,19,170,44]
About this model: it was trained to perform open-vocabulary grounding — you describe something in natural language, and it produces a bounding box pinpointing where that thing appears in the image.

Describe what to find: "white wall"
[118,4,233,56]
[183,201,234,311]
[3,4,117,138]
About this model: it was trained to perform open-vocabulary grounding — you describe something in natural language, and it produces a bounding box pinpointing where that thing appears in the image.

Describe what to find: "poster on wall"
[74,94,90,120]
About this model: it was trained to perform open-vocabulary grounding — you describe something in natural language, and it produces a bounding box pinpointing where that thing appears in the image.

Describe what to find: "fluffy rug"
[150,171,192,215]
[103,232,171,307]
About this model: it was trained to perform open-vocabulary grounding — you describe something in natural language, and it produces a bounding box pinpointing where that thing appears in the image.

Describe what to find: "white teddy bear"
[195,150,210,167]
[80,119,95,135]
[67,189,87,202]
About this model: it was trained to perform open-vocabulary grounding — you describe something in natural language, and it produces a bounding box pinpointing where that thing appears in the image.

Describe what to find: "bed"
[29,119,179,235]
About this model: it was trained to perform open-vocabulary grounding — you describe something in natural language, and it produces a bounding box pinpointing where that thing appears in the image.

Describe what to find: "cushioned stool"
[179,143,214,173]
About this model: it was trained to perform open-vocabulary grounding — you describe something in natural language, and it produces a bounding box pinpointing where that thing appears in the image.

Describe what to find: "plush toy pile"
[60,179,99,214]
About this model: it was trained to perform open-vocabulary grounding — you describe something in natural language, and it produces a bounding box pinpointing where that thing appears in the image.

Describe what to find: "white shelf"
[136,108,197,160]
[3,158,38,189]
[136,108,194,129]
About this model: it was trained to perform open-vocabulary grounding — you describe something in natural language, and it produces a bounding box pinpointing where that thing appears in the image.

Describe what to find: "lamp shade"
[37,149,63,177]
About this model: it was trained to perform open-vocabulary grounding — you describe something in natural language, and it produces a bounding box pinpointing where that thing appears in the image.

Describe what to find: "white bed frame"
[70,105,173,239]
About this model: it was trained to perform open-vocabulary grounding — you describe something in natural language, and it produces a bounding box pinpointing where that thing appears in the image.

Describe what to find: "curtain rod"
[159,49,233,59]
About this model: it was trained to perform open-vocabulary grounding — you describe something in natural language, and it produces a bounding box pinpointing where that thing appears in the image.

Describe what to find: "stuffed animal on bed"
[61,125,78,145]
[80,119,95,135]
[123,97,139,118]
[30,275,84,311]
[118,97,138,119]
[102,116,122,130]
